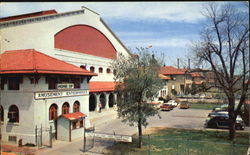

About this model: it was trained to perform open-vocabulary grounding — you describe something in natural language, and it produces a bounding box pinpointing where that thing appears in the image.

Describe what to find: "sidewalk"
[88,107,118,126]
[1,142,37,155]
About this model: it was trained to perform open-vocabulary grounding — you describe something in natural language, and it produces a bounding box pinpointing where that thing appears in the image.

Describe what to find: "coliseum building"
[0,7,131,144]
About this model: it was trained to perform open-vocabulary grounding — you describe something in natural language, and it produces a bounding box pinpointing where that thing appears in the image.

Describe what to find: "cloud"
[0,2,207,23]
[83,2,206,23]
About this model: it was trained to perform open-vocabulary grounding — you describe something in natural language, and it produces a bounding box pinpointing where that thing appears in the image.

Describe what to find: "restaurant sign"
[56,83,74,89]
[34,90,88,99]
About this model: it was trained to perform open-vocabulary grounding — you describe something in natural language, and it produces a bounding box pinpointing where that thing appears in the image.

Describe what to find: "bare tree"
[192,3,249,140]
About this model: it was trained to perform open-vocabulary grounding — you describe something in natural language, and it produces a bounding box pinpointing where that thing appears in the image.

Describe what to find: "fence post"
[35,125,37,146]
[148,135,151,155]
[83,128,86,152]
[40,124,42,146]
[49,125,52,148]
[113,131,116,145]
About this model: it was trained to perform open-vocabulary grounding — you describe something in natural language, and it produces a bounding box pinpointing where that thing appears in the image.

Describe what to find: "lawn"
[189,103,220,110]
[104,128,249,155]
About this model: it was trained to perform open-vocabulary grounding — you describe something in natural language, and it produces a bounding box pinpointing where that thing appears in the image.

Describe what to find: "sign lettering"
[34,90,88,99]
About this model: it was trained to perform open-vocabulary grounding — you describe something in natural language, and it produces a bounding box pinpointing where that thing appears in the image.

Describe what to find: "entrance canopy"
[61,112,86,121]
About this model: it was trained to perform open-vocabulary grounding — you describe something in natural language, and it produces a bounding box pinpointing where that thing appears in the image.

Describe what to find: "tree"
[192,3,249,140]
[112,47,164,148]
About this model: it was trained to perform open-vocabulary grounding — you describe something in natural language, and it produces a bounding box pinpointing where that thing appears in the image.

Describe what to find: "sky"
[0,2,248,67]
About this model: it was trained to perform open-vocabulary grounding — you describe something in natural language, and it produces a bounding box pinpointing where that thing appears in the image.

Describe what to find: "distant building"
[159,66,193,95]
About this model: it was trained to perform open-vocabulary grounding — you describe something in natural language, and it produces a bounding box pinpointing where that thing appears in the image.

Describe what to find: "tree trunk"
[138,119,142,148]
[228,98,236,140]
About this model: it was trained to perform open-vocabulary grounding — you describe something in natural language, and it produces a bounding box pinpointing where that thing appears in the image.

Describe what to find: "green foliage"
[112,47,164,128]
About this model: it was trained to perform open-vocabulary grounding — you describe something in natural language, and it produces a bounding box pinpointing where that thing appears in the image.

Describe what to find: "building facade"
[0,7,131,145]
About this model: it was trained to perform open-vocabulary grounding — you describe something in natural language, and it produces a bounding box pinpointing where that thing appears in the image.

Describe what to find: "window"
[72,120,84,130]
[1,78,6,90]
[62,102,70,115]
[99,67,103,73]
[48,77,58,89]
[73,101,80,112]
[90,66,95,73]
[49,104,58,120]
[72,78,80,89]
[8,105,19,123]
[80,65,86,70]
[8,77,20,90]
[80,120,84,128]
[106,68,111,73]
[1,105,3,121]
[72,121,77,129]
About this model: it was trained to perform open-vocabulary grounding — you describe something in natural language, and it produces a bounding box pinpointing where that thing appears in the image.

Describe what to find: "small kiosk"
[57,112,86,141]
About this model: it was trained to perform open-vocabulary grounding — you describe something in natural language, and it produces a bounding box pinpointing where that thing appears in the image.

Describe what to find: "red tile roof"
[160,66,187,75]
[190,72,203,78]
[0,49,97,76]
[0,10,57,22]
[159,74,171,80]
[89,81,117,92]
[62,112,86,120]
[193,81,204,85]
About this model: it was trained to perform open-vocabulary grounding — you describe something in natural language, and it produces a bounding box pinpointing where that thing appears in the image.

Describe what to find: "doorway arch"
[109,93,114,107]
[100,93,106,108]
[89,94,96,111]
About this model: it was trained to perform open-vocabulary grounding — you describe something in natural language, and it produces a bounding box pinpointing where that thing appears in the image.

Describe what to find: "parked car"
[160,103,174,111]
[167,100,178,107]
[212,104,228,112]
[179,102,190,109]
[204,112,245,130]
[208,111,232,118]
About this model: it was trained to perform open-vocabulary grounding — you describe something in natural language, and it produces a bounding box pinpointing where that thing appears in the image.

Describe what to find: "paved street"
[36,107,212,155]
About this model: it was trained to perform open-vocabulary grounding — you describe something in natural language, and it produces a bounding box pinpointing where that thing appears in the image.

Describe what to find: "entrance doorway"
[89,94,96,111]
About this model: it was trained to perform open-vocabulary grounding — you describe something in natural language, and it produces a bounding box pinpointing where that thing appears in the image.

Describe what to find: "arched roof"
[55,25,117,59]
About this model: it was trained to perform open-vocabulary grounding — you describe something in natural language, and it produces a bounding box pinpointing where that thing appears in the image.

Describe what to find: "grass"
[104,128,249,155]
[189,103,221,110]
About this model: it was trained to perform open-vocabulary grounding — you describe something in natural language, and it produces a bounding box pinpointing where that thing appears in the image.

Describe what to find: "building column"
[105,92,109,109]
[95,93,100,112]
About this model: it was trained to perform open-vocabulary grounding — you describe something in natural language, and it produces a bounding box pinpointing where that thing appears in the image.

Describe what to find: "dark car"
[204,113,245,130]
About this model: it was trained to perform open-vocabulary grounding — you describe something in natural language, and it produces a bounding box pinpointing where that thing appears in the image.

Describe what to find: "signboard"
[86,132,132,143]
[56,83,74,89]
[34,90,88,99]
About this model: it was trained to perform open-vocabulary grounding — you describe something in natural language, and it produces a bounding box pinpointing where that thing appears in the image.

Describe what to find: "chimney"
[177,58,180,69]
[188,58,191,69]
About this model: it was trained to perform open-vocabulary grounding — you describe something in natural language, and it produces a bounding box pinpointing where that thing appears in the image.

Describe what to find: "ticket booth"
[57,112,86,141]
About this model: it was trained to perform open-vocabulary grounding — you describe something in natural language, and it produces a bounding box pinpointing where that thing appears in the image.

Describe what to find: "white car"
[167,100,178,107]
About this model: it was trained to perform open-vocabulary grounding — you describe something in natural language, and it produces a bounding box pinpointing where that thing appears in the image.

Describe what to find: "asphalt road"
[37,108,211,155]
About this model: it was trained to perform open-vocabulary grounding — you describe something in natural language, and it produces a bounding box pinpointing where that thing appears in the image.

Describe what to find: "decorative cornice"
[0,9,85,28]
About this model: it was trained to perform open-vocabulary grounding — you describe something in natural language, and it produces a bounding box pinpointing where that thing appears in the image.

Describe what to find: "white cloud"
[124,37,194,49]
[83,2,206,23]
[0,2,208,23]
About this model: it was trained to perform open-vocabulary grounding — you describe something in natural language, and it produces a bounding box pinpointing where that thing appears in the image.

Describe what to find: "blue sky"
[0,2,248,67]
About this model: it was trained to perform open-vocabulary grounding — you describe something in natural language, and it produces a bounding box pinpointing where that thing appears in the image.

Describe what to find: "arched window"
[8,105,19,123]
[90,66,95,73]
[49,104,58,120]
[106,68,111,73]
[80,65,86,70]
[99,67,103,73]
[73,101,80,112]
[0,105,3,121]
[62,102,70,115]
